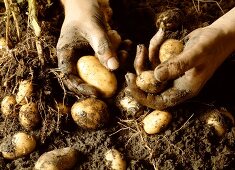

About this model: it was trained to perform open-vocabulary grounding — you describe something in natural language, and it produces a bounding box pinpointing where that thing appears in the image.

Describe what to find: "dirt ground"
[0,0,235,169]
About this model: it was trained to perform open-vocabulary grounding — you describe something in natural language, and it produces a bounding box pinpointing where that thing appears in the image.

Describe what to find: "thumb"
[154,47,202,82]
[87,24,119,70]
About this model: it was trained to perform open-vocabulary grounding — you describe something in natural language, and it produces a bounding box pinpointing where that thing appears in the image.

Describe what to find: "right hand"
[57,0,119,96]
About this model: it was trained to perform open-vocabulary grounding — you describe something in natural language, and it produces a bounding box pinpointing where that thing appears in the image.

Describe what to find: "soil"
[1,0,235,169]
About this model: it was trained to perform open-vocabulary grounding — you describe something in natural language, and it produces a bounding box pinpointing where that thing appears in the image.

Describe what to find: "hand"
[126,26,235,110]
[57,0,119,96]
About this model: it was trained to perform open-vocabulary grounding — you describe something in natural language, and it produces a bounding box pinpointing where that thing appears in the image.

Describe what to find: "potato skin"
[136,71,166,93]
[1,95,17,117]
[34,147,78,170]
[143,110,172,134]
[159,39,183,63]
[19,102,40,130]
[77,56,117,98]
[1,132,36,159]
[16,80,33,105]
[105,149,126,170]
[71,98,109,130]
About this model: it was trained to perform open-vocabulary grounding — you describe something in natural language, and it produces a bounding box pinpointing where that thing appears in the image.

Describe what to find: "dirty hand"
[126,23,235,110]
[57,0,119,96]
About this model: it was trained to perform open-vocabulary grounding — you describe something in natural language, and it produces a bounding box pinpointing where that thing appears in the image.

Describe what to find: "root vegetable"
[136,70,166,93]
[105,149,126,170]
[77,56,117,98]
[16,79,33,105]
[143,110,172,134]
[119,95,141,114]
[0,37,6,49]
[205,109,234,136]
[1,95,17,117]
[159,39,184,63]
[34,147,78,170]
[71,98,109,130]
[19,102,40,130]
[1,132,36,159]
[156,8,182,30]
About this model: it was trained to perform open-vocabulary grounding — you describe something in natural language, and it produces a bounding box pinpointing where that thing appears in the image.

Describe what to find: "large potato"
[34,147,78,170]
[159,39,183,63]
[77,56,117,98]
[71,98,109,130]
[143,110,172,134]
[1,132,36,159]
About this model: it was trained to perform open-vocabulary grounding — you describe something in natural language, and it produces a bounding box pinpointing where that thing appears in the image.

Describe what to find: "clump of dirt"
[0,0,235,169]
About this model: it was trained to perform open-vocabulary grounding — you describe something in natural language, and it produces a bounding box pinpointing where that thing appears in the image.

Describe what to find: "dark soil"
[0,0,235,169]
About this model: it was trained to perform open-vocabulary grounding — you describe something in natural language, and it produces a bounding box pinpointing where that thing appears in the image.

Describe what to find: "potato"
[71,98,109,130]
[159,39,184,63]
[136,71,166,93]
[143,110,172,134]
[16,79,33,105]
[19,102,40,130]
[0,37,6,49]
[34,147,78,170]
[77,56,117,98]
[105,149,126,170]
[119,95,141,114]
[55,102,70,116]
[1,132,36,159]
[1,95,17,117]
[205,109,234,136]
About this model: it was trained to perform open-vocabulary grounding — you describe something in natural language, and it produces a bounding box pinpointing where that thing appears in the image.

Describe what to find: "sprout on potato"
[159,39,184,63]
[143,110,172,134]
[0,132,36,159]
[105,149,126,170]
[71,97,109,130]
[34,147,78,170]
[16,79,33,105]
[19,102,40,130]
[77,56,117,98]
[1,95,17,117]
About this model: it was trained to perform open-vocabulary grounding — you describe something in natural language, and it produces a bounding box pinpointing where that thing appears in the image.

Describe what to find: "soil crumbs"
[1,0,235,169]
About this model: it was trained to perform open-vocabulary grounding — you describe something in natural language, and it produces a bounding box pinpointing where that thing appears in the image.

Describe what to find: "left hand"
[126,26,235,110]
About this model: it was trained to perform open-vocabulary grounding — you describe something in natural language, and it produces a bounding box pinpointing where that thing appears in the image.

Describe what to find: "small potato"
[143,110,172,134]
[34,147,78,170]
[77,56,117,98]
[0,37,7,49]
[159,39,184,63]
[16,79,33,105]
[205,109,234,137]
[105,149,126,170]
[136,71,166,93]
[1,132,36,159]
[19,102,40,130]
[71,98,109,130]
[1,95,17,117]
[119,96,141,114]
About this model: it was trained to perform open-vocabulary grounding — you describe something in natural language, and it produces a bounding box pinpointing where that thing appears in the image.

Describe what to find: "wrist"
[61,0,98,22]
[210,7,235,52]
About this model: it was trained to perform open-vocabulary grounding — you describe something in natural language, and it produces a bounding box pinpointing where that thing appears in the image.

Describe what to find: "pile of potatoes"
[1,79,40,130]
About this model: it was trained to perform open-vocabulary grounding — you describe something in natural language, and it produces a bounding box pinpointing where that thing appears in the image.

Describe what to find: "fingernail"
[154,66,168,82]
[107,57,119,70]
